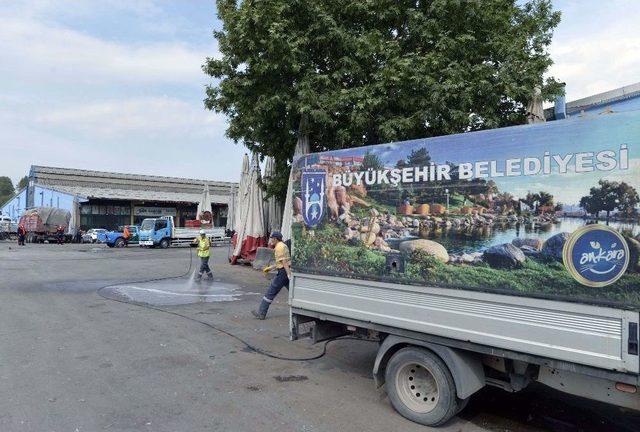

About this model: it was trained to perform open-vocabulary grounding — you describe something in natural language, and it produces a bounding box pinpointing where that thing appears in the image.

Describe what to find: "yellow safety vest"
[197,237,211,258]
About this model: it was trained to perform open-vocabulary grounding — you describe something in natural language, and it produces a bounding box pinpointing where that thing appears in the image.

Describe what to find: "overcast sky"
[1,0,639,186]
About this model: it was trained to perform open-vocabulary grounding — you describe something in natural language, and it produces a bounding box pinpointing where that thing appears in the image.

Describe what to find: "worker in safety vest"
[56,225,65,245]
[192,229,213,280]
[17,225,26,246]
[252,231,291,320]
[123,226,131,246]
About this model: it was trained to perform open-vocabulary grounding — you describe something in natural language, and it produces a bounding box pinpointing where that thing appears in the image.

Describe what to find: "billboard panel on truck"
[290,110,640,310]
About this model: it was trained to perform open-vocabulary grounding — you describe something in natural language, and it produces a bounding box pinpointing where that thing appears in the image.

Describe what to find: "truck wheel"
[385,347,460,427]
[159,238,170,249]
[114,238,125,248]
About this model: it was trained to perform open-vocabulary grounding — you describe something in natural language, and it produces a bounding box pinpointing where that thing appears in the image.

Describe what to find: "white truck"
[138,215,226,248]
[288,110,640,426]
[0,215,17,240]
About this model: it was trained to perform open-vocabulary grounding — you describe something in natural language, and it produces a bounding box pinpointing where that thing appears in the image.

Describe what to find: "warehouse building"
[0,166,237,230]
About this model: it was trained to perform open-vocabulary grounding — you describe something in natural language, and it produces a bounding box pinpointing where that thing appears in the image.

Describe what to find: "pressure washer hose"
[96,245,366,361]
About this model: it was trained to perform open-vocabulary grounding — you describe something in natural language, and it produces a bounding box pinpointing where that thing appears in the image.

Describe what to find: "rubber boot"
[251,299,270,320]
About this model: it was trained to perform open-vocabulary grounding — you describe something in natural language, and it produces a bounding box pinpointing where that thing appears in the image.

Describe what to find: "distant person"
[252,231,291,320]
[123,225,131,247]
[17,224,26,246]
[75,229,82,244]
[192,230,213,280]
[56,225,65,245]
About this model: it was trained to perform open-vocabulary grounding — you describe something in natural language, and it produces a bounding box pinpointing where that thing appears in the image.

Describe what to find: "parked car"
[82,228,107,243]
[98,225,140,248]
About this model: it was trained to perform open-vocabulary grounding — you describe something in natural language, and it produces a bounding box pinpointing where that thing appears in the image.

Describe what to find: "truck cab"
[138,216,173,248]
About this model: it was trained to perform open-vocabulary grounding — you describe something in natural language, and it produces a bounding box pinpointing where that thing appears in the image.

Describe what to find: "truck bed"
[173,227,225,239]
[290,273,639,374]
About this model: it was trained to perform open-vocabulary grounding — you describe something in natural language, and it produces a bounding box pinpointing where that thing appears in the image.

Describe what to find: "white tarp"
[226,184,236,231]
[231,153,266,263]
[233,154,250,232]
[281,134,309,241]
[262,156,282,233]
[196,184,213,222]
[68,196,79,236]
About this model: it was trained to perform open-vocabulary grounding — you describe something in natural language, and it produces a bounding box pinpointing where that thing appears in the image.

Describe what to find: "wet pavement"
[0,241,638,432]
[101,277,257,305]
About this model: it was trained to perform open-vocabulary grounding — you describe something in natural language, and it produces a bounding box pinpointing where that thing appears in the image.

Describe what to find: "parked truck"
[138,216,226,248]
[288,110,640,426]
[0,215,17,240]
[98,225,140,248]
[18,207,72,243]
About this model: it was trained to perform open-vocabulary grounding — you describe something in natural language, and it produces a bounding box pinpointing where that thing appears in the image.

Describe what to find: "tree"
[486,180,499,196]
[362,151,383,171]
[521,192,539,211]
[537,191,554,207]
[406,148,432,168]
[579,179,638,220]
[616,182,640,216]
[579,194,601,218]
[16,176,29,191]
[204,0,563,199]
[594,180,621,220]
[0,176,14,205]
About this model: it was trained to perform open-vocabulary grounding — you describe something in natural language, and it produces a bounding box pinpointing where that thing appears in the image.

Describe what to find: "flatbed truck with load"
[288,110,640,426]
[18,207,72,243]
[138,215,226,248]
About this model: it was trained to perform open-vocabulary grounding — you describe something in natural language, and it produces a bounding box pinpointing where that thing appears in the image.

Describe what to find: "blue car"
[98,225,139,248]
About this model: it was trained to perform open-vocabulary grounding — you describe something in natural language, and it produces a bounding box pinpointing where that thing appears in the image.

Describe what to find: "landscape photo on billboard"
[290,110,640,309]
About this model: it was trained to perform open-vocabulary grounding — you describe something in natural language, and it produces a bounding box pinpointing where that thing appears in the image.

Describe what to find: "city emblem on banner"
[563,225,630,287]
[301,170,326,228]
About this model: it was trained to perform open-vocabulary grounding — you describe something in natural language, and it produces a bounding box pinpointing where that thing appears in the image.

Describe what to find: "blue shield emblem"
[301,170,326,228]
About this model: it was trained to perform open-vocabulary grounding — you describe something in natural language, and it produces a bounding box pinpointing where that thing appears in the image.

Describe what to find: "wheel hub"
[395,362,439,413]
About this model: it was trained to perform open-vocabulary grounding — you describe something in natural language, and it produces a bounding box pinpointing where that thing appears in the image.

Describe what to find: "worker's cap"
[270,231,283,240]
[199,229,205,235]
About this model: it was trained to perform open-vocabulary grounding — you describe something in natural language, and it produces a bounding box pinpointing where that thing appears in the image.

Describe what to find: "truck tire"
[385,347,461,427]
[114,238,125,248]
[159,238,170,249]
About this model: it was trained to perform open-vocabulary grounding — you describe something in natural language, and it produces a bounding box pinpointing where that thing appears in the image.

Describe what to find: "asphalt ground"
[0,241,638,432]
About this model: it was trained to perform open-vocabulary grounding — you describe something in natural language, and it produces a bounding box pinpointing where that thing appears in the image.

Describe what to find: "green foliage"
[580,179,639,218]
[292,221,387,276]
[521,190,554,211]
[397,148,432,169]
[362,151,383,171]
[205,0,563,199]
[16,176,29,191]
[0,176,14,205]
[617,182,640,216]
